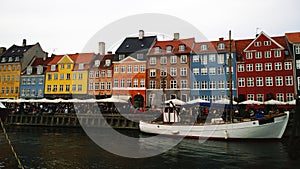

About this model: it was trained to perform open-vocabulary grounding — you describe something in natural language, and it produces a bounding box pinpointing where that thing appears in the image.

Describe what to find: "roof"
[235,39,253,57]
[115,36,157,54]
[31,57,53,67]
[149,38,195,55]
[285,32,300,43]
[0,44,34,57]
[193,38,236,53]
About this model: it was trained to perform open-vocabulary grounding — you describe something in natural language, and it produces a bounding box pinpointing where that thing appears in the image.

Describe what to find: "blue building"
[190,38,237,102]
[20,56,52,99]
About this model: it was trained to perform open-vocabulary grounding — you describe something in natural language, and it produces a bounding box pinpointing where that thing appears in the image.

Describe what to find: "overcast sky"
[0,0,299,54]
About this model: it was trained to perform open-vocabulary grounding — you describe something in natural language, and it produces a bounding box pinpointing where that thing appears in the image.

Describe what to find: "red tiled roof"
[272,36,288,49]
[235,39,253,57]
[193,39,236,53]
[31,57,53,67]
[285,32,300,43]
[148,38,195,55]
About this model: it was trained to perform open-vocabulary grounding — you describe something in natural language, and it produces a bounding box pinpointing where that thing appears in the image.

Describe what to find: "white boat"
[139,111,289,139]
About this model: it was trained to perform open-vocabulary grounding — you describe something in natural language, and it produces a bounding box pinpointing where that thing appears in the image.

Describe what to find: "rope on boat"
[0,118,24,169]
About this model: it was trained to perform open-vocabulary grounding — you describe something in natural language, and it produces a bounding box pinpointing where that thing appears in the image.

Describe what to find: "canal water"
[0,126,299,169]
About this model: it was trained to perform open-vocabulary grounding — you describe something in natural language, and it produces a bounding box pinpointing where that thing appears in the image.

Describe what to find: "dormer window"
[37,66,43,74]
[15,56,20,61]
[179,45,186,52]
[119,54,125,60]
[105,59,111,66]
[94,60,100,66]
[254,41,261,47]
[27,66,32,75]
[137,53,143,59]
[1,57,6,62]
[8,57,13,62]
[166,46,173,53]
[217,43,225,50]
[51,65,56,71]
[200,44,208,51]
[79,63,84,69]
[154,47,161,53]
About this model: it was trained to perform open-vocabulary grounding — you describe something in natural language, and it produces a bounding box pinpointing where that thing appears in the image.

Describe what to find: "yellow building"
[0,40,47,99]
[44,53,95,99]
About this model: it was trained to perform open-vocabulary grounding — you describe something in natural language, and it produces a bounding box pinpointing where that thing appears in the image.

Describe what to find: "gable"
[57,55,74,64]
[244,31,284,52]
[117,56,144,63]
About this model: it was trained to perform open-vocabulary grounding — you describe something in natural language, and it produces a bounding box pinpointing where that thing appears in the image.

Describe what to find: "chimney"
[22,39,26,47]
[99,42,105,55]
[174,33,180,40]
[0,47,6,56]
[107,51,113,54]
[219,37,224,41]
[139,30,144,40]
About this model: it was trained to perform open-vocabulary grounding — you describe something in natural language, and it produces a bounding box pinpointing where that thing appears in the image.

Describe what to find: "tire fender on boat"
[224,130,228,139]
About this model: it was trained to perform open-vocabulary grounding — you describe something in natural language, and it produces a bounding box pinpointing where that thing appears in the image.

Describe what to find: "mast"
[228,30,234,122]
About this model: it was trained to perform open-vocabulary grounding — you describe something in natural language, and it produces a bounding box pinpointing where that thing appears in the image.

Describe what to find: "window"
[78,73,83,79]
[256,63,262,71]
[150,81,156,89]
[51,65,56,71]
[247,94,254,101]
[238,64,244,72]
[275,62,282,70]
[179,45,185,51]
[170,55,177,64]
[134,65,138,73]
[74,84,78,91]
[27,66,32,74]
[216,67,224,75]
[133,79,138,87]
[54,74,58,80]
[274,50,281,57]
[217,54,224,64]
[121,66,125,73]
[154,47,161,53]
[295,46,300,54]
[285,62,292,70]
[296,60,300,69]
[208,54,215,63]
[193,55,199,62]
[218,43,225,50]
[275,76,283,86]
[264,41,271,46]
[73,74,76,80]
[114,66,119,73]
[61,64,64,69]
[193,68,199,75]
[201,68,207,75]
[120,79,125,87]
[48,74,52,80]
[266,77,273,86]
[95,82,100,90]
[89,71,94,78]
[140,65,145,73]
[95,71,99,78]
[119,54,125,60]
[127,79,132,87]
[265,63,272,71]
[137,53,143,60]
[39,78,43,84]
[140,79,145,88]
[171,67,177,76]
[286,76,293,86]
[256,77,263,86]
[276,93,284,102]
[181,80,187,88]
[150,57,156,65]
[201,55,207,65]
[160,80,167,89]
[32,78,35,84]
[47,85,51,92]
[106,82,111,90]
[67,64,71,69]
[78,63,84,69]
[160,56,167,64]
[209,67,216,75]
[11,87,14,94]
[160,68,167,77]
[78,85,82,92]
[255,52,262,58]
[246,52,252,59]
[53,85,57,92]
[247,77,254,87]
[264,51,271,58]
[114,79,118,87]
[37,66,43,74]
[254,41,261,46]
[127,65,132,73]
[201,81,208,89]
[257,94,264,102]
[209,81,216,89]
[246,64,253,71]
[180,55,187,63]
[150,69,156,77]
[60,85,63,91]
[60,74,64,80]
[166,46,173,53]
[105,59,111,66]
[218,81,225,89]
[200,44,208,51]
[100,82,105,90]
[238,78,245,87]
[107,70,112,77]
[170,80,177,89]
[287,93,294,102]
[193,81,200,89]
[180,67,187,76]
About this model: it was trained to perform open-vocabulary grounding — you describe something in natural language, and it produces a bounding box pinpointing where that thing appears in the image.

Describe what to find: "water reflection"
[0,127,299,169]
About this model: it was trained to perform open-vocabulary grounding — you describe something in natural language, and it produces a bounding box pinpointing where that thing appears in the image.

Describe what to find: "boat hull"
[139,112,289,139]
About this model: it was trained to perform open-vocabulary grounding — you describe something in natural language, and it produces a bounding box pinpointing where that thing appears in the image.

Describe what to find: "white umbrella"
[214,98,237,105]
[0,102,6,108]
[7,98,29,103]
[239,100,263,105]
[264,99,286,105]
[285,99,296,105]
[165,99,186,105]
[186,98,209,104]
[96,97,128,103]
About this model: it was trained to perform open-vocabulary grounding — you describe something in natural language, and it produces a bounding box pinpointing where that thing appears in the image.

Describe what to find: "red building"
[236,32,294,106]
